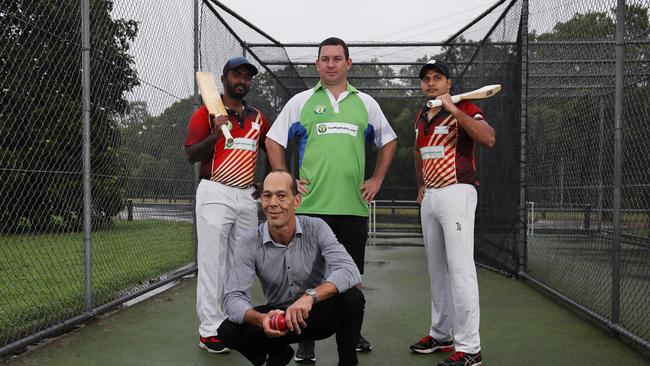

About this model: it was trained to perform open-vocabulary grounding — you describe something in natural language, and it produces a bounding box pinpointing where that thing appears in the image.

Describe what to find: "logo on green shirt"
[313,104,327,115]
[317,124,327,133]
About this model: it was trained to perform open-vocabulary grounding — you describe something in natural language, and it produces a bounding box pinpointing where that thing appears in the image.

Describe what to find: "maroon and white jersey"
[184,103,269,188]
[414,101,485,188]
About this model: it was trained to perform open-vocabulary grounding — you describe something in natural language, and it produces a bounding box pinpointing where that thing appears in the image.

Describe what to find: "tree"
[120,98,195,200]
[0,0,139,232]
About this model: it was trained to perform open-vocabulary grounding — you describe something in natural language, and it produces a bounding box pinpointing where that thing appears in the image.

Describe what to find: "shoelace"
[448,351,466,361]
[418,335,433,344]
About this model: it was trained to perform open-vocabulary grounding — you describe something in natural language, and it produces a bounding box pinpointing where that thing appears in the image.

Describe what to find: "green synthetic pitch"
[528,233,650,341]
[3,246,648,366]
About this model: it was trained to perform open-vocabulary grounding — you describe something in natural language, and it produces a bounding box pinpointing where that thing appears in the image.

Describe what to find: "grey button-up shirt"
[224,215,361,324]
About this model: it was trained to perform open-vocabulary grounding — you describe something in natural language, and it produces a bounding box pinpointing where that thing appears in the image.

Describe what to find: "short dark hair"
[318,37,349,60]
[253,169,298,199]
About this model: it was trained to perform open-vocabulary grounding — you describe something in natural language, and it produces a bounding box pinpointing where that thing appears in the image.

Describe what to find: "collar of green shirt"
[313,81,359,94]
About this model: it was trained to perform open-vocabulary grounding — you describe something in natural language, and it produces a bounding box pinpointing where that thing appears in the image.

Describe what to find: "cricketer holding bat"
[265,37,397,362]
[184,56,270,354]
[220,170,364,366]
[409,59,495,366]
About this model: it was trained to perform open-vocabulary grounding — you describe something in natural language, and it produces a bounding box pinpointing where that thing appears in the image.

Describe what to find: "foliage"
[0,0,139,233]
[120,98,195,200]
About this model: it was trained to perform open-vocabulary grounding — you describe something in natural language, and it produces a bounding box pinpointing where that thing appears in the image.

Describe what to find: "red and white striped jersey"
[184,102,269,188]
[414,101,485,188]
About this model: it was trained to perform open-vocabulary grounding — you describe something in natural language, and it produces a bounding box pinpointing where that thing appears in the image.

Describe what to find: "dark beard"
[225,81,249,99]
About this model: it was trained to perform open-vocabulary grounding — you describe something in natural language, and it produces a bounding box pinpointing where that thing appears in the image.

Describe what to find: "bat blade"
[196,71,227,116]
[426,84,502,108]
[196,71,233,146]
[459,84,502,100]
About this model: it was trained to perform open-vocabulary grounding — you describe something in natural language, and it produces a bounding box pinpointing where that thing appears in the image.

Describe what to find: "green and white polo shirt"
[267,82,397,216]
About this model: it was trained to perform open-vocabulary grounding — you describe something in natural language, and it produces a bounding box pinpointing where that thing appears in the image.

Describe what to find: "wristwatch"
[305,288,318,304]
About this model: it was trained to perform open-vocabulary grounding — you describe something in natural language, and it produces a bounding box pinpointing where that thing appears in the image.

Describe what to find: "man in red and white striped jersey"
[409,59,495,366]
[184,56,270,354]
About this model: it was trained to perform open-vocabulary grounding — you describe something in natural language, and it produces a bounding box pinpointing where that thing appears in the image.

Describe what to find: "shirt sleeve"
[314,219,361,292]
[258,111,270,151]
[223,231,258,324]
[266,96,298,148]
[359,93,397,148]
[184,105,211,147]
[462,101,485,121]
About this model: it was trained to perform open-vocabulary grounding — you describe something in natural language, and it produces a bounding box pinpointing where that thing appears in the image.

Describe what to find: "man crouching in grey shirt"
[219,169,364,366]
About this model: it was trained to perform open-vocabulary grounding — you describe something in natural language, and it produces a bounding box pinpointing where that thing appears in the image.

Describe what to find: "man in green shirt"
[265,37,397,362]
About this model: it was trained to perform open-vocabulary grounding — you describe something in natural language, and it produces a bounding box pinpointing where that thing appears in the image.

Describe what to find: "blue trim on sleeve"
[364,124,375,144]
[288,122,308,167]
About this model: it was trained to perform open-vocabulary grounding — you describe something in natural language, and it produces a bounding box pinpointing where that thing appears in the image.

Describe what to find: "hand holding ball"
[269,313,287,332]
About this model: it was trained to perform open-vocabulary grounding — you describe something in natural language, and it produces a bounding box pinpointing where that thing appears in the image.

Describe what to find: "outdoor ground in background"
[0,220,193,344]
[528,233,650,339]
[2,245,648,366]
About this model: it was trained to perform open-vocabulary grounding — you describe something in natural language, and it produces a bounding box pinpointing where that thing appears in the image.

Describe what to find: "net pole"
[192,0,201,265]
[81,0,93,313]
[611,0,626,325]
[518,0,529,274]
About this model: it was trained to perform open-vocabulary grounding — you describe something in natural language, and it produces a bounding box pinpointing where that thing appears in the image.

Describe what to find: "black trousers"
[307,214,368,274]
[218,287,365,366]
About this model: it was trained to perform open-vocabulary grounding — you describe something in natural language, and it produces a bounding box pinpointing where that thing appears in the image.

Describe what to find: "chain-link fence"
[2,0,649,358]
[524,0,650,352]
[1,0,197,355]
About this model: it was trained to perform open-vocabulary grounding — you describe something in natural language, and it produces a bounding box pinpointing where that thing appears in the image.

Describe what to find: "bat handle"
[426,95,461,109]
[220,124,234,148]
[426,99,442,108]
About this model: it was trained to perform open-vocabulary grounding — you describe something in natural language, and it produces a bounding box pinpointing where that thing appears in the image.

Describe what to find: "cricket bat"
[427,84,502,108]
[196,71,234,147]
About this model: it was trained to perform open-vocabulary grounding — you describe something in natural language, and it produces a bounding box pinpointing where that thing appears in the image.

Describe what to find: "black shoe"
[265,344,294,366]
[438,351,482,366]
[198,336,230,353]
[355,335,372,352]
[409,335,454,354]
[294,340,316,363]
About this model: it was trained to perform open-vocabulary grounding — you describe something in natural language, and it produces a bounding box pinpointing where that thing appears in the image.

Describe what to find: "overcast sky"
[216,0,501,43]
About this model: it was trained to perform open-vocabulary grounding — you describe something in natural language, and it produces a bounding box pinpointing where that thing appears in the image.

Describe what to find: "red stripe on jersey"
[424,119,458,188]
[428,156,456,187]
[213,127,258,180]
[213,146,257,184]
[225,170,256,188]
[432,164,456,188]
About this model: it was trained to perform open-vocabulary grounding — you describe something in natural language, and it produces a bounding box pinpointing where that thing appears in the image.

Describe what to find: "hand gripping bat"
[196,71,234,147]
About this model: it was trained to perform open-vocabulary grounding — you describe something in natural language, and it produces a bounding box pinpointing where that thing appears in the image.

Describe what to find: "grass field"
[0,219,193,345]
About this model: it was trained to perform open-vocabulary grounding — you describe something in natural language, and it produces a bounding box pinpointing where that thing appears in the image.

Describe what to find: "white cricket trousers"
[420,183,481,354]
[195,180,258,337]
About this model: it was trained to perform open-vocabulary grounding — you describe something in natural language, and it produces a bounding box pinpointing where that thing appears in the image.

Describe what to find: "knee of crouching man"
[341,286,365,312]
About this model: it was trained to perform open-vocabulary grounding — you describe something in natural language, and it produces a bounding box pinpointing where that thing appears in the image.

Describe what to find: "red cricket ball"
[269,313,287,332]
